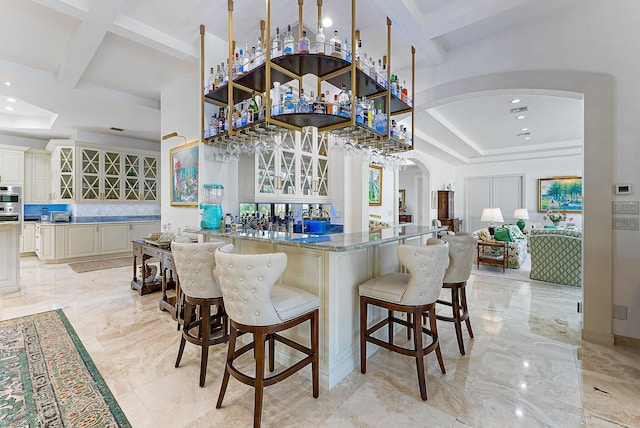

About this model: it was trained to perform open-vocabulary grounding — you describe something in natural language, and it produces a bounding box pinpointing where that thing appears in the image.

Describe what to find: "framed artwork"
[538,176,582,213]
[368,165,383,206]
[170,141,199,206]
[398,189,406,211]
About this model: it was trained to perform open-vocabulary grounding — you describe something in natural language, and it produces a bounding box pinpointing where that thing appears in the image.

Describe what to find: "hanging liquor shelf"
[201,0,415,156]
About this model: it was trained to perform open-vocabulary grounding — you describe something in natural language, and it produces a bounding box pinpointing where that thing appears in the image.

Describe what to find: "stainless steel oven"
[0,185,23,234]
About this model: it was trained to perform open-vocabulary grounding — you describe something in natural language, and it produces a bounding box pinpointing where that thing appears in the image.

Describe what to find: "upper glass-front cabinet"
[47,142,159,203]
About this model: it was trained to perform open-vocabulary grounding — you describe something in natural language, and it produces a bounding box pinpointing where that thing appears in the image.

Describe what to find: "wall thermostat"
[615,183,632,195]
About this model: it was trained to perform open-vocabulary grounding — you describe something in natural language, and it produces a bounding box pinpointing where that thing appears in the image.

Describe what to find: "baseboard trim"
[582,329,614,346]
[614,334,640,350]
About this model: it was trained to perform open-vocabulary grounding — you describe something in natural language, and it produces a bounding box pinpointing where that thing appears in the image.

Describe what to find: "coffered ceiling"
[0,0,584,163]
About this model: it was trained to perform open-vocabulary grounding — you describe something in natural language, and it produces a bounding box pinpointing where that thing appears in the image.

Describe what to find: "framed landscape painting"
[170,141,199,206]
[368,165,382,206]
[538,176,582,213]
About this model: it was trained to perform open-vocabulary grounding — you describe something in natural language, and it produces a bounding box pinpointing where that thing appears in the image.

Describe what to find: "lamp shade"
[481,208,504,223]
[513,208,529,220]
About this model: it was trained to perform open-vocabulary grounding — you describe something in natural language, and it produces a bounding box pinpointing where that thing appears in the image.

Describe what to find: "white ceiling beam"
[424,0,534,39]
[110,14,199,63]
[57,0,127,88]
[413,128,470,164]
[371,0,446,66]
[32,0,89,19]
[427,109,485,156]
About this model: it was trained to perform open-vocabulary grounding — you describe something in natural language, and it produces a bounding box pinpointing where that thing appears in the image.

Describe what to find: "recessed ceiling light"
[516,115,525,120]
[524,137,531,140]
[520,128,528,132]
[5,106,14,111]
[4,81,12,86]
[510,99,521,104]
[322,17,333,28]
[6,98,16,103]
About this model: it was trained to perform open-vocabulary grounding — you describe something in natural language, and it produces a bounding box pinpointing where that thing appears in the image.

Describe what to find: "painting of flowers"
[170,141,198,206]
[538,176,582,213]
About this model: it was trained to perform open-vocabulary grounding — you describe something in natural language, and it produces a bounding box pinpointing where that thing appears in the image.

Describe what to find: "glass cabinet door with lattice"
[78,148,123,201]
[142,156,158,201]
[123,154,140,201]
[50,146,75,201]
[299,128,330,201]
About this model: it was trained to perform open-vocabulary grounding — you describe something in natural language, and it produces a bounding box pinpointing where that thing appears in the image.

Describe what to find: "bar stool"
[214,244,319,428]
[359,240,449,401]
[435,234,476,355]
[171,241,228,387]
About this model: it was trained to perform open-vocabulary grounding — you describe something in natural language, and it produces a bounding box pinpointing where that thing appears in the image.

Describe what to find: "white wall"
[456,154,583,231]
[0,135,48,150]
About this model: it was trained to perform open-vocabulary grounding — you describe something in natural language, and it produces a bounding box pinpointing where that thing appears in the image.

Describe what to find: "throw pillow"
[493,228,512,242]
[505,224,525,240]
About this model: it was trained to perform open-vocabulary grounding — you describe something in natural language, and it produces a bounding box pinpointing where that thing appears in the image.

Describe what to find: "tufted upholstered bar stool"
[359,240,450,401]
[433,234,476,355]
[171,241,228,387]
[214,244,319,428]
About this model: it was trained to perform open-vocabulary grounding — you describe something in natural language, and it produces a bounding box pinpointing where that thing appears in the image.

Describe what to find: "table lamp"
[513,208,529,231]
[481,208,503,237]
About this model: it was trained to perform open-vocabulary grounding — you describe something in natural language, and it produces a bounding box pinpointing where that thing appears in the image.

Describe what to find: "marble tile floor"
[2,255,640,427]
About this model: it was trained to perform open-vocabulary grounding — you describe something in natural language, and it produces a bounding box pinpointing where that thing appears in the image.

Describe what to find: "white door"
[466,177,492,232]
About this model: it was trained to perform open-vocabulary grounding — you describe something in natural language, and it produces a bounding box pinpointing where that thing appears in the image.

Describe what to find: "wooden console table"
[131,240,179,320]
[477,240,509,272]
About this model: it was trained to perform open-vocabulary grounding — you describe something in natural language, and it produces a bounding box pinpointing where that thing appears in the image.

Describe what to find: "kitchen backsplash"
[24,203,160,219]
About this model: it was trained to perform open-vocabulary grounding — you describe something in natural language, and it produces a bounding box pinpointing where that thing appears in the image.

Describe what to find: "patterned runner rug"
[0,310,131,427]
[68,256,133,273]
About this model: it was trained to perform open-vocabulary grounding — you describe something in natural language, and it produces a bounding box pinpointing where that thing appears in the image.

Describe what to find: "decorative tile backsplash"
[24,203,161,219]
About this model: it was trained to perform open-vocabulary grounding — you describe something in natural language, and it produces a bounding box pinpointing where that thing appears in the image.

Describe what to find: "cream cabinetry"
[46,140,159,203]
[36,221,160,263]
[0,223,20,293]
[20,222,36,254]
[24,151,51,203]
[0,146,27,185]
[238,127,330,202]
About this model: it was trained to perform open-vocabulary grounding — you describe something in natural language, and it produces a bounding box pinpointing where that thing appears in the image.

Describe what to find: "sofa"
[528,228,582,286]
[472,224,528,269]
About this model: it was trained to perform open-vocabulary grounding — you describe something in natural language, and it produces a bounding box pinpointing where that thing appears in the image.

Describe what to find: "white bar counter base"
[185,225,443,389]
[0,223,20,293]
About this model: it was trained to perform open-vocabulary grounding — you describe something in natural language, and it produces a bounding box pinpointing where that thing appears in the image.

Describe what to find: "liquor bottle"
[232,54,239,79]
[283,25,294,55]
[249,46,256,70]
[343,37,351,62]
[283,85,295,113]
[355,97,364,124]
[390,74,397,96]
[332,94,339,116]
[308,90,315,113]
[255,37,264,66]
[330,30,342,58]
[209,113,217,136]
[381,57,388,88]
[297,88,308,113]
[402,81,408,103]
[222,61,229,85]
[390,120,397,138]
[214,64,221,89]
[206,67,215,93]
[337,83,350,117]
[323,91,331,114]
[362,53,370,75]
[251,91,261,121]
[355,38,362,67]
[237,49,244,75]
[243,44,251,72]
[272,81,281,115]
[241,101,248,127]
[218,63,226,87]
[315,24,325,55]
[272,27,282,58]
[314,92,325,114]
[375,59,383,85]
[299,30,310,54]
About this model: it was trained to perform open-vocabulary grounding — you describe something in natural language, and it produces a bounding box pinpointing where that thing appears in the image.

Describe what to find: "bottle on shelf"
[214,64,221,89]
[314,92,326,114]
[222,60,229,85]
[243,44,251,72]
[329,30,342,58]
[315,24,325,55]
[237,49,244,75]
[206,67,215,93]
[381,56,388,88]
[255,37,264,66]
[337,83,351,118]
[249,46,257,70]
[355,38,362,67]
[251,90,262,121]
[298,30,310,54]
[308,90,315,113]
[283,85,295,113]
[343,36,351,62]
[272,81,281,115]
[272,27,282,58]
[297,88,308,113]
[283,25,294,55]
[332,94,339,116]
[240,101,248,127]
[355,97,364,124]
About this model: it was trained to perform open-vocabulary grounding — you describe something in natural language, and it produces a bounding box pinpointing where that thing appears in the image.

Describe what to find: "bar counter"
[185,224,441,389]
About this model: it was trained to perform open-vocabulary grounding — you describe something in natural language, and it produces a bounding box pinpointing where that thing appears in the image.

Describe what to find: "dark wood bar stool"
[359,240,450,401]
[171,241,228,387]
[214,244,319,428]
[435,234,476,355]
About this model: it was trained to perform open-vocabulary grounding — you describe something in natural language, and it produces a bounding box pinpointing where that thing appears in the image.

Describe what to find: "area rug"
[0,309,131,427]
[68,256,133,273]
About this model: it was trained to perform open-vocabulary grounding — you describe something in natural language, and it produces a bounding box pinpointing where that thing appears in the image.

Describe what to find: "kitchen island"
[185,225,443,389]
